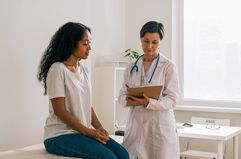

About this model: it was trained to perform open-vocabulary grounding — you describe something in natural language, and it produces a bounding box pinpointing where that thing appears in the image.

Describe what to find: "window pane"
[184,0,241,101]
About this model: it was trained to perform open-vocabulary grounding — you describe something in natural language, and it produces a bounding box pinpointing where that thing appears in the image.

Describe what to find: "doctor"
[118,21,180,159]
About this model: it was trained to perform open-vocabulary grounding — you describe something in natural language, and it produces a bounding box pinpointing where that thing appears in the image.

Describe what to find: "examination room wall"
[0,0,125,151]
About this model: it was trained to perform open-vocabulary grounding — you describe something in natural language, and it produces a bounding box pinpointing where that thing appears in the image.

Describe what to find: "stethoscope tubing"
[130,53,160,83]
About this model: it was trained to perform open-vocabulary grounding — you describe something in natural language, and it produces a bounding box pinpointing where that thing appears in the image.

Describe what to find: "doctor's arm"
[51,97,108,144]
[146,64,179,111]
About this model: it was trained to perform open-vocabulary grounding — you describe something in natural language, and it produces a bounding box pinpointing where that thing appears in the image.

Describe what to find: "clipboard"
[126,85,163,106]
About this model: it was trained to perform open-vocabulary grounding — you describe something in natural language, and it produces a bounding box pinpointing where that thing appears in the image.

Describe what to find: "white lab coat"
[118,54,180,159]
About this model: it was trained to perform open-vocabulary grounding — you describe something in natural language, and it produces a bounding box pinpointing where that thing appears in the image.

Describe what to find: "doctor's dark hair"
[140,21,164,40]
[38,22,91,95]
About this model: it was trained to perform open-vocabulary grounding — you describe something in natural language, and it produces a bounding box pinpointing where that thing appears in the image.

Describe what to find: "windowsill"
[175,105,241,114]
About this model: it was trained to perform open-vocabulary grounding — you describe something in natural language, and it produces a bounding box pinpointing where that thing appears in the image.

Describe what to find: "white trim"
[181,99,241,107]
[115,67,126,71]
[175,105,241,114]
[172,0,184,100]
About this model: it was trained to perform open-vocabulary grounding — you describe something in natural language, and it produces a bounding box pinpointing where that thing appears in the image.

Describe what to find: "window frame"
[173,0,241,109]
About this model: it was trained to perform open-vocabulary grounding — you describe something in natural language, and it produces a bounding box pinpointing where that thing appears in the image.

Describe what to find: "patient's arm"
[91,107,109,137]
[51,97,108,144]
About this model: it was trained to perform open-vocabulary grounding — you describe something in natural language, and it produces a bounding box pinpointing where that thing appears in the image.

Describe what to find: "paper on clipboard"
[126,85,163,106]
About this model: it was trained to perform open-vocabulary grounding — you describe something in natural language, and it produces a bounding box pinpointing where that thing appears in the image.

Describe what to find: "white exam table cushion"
[0,135,123,159]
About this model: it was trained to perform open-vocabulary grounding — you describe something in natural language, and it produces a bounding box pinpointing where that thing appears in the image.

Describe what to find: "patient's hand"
[97,127,109,137]
[87,128,109,144]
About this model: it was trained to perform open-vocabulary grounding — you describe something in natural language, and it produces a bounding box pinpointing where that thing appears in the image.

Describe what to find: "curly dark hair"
[140,21,164,40]
[37,22,91,95]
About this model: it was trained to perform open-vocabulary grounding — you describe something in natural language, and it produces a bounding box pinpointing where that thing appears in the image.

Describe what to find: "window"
[177,0,241,107]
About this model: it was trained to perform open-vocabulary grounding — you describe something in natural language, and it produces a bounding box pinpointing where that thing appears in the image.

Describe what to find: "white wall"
[0,0,125,151]
[91,0,126,134]
[90,0,126,62]
[125,0,172,58]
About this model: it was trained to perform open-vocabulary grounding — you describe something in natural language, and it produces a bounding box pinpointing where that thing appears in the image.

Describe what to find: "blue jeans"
[44,133,129,159]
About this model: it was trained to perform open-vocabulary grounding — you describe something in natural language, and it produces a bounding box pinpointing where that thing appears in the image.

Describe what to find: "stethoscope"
[130,53,160,83]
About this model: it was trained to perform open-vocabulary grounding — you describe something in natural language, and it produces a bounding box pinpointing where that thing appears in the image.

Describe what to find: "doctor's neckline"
[143,54,158,62]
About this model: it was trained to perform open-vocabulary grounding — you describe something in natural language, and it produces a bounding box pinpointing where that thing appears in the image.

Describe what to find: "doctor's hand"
[87,128,109,144]
[126,93,150,106]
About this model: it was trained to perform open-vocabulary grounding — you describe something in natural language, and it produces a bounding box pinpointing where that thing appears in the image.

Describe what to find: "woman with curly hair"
[38,22,129,159]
